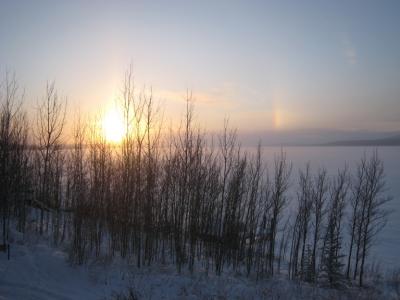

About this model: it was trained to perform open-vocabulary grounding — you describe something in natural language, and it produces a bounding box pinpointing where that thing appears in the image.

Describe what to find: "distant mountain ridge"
[237,130,400,147]
[322,134,400,146]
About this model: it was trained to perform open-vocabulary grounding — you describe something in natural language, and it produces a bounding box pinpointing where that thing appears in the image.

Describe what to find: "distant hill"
[237,130,400,147]
[322,134,400,146]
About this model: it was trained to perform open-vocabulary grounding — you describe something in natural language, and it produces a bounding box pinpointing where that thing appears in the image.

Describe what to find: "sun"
[102,108,125,143]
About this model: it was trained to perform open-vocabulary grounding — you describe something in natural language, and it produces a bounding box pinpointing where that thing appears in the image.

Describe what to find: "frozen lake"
[257,146,400,271]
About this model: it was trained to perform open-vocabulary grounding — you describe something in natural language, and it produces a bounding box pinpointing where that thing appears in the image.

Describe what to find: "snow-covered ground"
[1,227,399,299]
[0,228,129,300]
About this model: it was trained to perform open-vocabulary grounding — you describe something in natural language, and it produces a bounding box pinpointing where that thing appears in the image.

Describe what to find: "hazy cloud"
[341,33,357,65]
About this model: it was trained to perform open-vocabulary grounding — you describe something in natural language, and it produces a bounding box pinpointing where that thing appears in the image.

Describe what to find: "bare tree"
[346,157,366,279]
[350,152,390,286]
[68,113,89,264]
[319,167,349,288]
[310,167,328,281]
[34,82,66,236]
[0,73,29,243]
[289,164,313,280]
[268,151,292,276]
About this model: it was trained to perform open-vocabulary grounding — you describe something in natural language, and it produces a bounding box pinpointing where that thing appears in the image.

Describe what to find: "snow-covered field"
[259,146,400,269]
[1,147,399,299]
[0,228,128,300]
[1,227,400,300]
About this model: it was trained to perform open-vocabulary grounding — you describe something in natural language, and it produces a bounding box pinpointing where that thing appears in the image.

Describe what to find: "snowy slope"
[0,229,128,300]
[1,228,399,300]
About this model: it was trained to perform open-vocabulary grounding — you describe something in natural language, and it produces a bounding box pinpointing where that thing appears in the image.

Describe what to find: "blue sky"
[1,0,399,136]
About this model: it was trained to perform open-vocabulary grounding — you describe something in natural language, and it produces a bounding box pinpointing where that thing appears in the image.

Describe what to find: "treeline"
[0,70,391,288]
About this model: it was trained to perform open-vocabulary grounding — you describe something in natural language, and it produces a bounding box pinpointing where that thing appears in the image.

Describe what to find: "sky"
[0,0,399,141]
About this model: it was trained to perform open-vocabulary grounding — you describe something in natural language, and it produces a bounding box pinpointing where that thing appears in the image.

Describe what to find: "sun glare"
[102,108,125,143]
